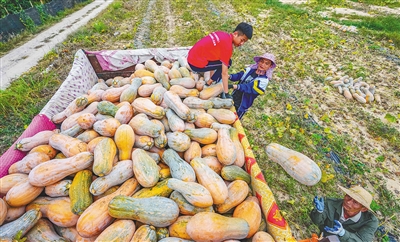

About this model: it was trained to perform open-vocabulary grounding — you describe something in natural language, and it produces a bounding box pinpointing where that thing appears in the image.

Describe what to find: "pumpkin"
[101,84,130,102]
[88,160,133,196]
[199,83,223,100]
[4,205,26,223]
[194,112,218,128]
[190,157,228,204]
[151,119,168,148]
[5,179,43,207]
[165,108,185,132]
[131,224,157,242]
[0,173,28,194]
[145,59,159,72]
[163,91,195,122]
[252,231,275,242]
[60,123,84,137]
[265,143,322,186]
[52,226,78,242]
[184,128,218,145]
[221,165,251,184]
[0,209,42,240]
[216,128,237,165]
[202,156,223,174]
[108,195,179,227]
[134,69,155,78]
[141,76,157,85]
[154,68,171,90]
[156,227,170,241]
[120,77,142,103]
[44,179,72,197]
[178,67,191,78]
[134,134,154,150]
[87,136,108,153]
[29,152,93,187]
[209,97,234,109]
[76,178,139,238]
[169,191,214,216]
[69,170,93,215]
[77,113,97,130]
[132,98,166,119]
[93,138,117,177]
[166,132,191,152]
[150,86,167,105]
[129,113,162,137]
[8,152,50,174]
[169,85,199,98]
[76,130,100,143]
[186,212,249,242]
[230,128,245,167]
[139,83,163,97]
[93,117,121,137]
[0,198,7,226]
[25,218,68,241]
[29,144,58,159]
[170,77,196,89]
[114,124,135,160]
[168,215,192,240]
[94,219,135,242]
[169,68,182,80]
[97,100,119,117]
[183,96,213,109]
[215,180,249,214]
[59,101,98,130]
[49,133,88,157]
[162,149,196,182]
[131,149,160,188]
[132,178,173,198]
[201,144,217,157]
[167,178,213,208]
[15,129,59,151]
[115,101,134,124]
[233,196,262,238]
[184,141,202,163]
[207,108,236,124]
[26,196,79,227]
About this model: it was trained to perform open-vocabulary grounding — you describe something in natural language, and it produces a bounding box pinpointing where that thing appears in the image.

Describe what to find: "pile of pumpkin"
[0,58,276,242]
[324,20,358,33]
[329,76,381,104]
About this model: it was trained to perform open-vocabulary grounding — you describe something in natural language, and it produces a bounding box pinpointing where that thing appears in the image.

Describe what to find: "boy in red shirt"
[187,22,253,99]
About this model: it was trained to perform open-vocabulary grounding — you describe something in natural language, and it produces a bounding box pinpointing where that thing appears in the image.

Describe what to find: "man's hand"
[324,220,345,237]
[313,196,324,213]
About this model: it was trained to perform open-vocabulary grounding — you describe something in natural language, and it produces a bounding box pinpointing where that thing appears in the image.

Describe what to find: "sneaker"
[225,93,232,99]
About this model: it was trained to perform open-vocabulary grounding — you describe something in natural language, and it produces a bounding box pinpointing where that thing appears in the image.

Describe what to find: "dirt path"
[0,0,115,90]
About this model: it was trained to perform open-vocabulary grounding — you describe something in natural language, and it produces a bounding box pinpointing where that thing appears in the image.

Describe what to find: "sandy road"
[0,0,114,90]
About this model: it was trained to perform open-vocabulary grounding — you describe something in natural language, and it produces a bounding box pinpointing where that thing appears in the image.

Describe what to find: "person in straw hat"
[227,53,276,119]
[310,185,379,242]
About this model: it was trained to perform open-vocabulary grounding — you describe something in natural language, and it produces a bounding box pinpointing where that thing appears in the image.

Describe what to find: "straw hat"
[253,53,276,69]
[338,185,373,211]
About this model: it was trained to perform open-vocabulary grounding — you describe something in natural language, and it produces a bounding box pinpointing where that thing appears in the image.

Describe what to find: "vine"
[19,11,36,31]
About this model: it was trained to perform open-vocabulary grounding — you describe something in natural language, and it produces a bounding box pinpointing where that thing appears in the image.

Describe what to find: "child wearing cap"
[187,22,253,99]
[228,53,276,119]
[311,185,379,242]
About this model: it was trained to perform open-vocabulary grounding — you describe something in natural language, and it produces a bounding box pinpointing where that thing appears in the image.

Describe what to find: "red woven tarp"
[0,114,56,178]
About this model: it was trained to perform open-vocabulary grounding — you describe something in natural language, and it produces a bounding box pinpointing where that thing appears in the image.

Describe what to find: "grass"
[0,0,93,56]
[0,0,399,241]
